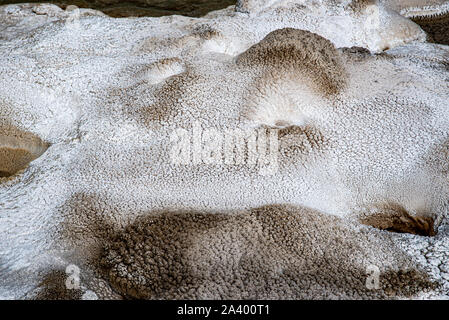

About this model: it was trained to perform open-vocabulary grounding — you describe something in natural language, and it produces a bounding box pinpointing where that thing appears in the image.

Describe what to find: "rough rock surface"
[101,204,439,299]
[0,0,237,17]
[0,0,448,299]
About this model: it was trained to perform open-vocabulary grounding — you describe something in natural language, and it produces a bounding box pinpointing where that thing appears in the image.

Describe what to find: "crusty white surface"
[0,0,448,299]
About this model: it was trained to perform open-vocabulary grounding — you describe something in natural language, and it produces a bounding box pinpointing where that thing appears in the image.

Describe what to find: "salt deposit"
[0,0,448,299]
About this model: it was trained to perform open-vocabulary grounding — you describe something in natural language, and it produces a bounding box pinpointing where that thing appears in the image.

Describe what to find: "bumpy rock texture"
[382,0,449,44]
[0,0,448,300]
[0,0,236,17]
[237,28,348,95]
[101,205,438,299]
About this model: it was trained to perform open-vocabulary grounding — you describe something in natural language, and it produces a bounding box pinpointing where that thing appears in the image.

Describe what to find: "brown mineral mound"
[101,204,437,299]
[0,130,49,178]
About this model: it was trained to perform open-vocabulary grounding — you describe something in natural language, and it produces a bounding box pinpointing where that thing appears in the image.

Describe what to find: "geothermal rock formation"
[0,0,448,299]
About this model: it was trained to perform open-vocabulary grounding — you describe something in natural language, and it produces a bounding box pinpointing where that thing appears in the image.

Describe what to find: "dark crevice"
[360,203,436,237]
[412,12,449,45]
[0,170,11,177]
